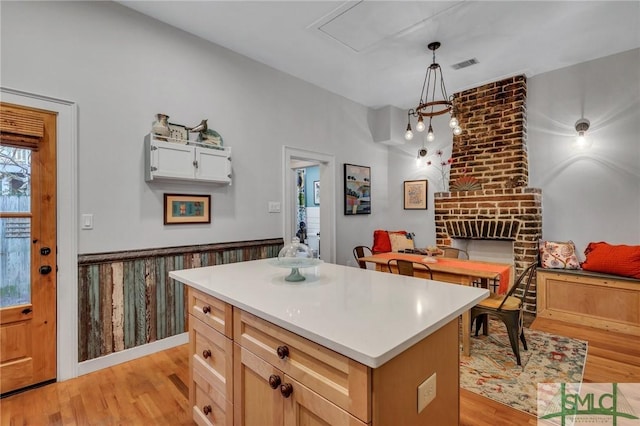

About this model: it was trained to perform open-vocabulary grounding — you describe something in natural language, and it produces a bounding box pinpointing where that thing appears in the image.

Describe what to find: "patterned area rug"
[460,320,588,416]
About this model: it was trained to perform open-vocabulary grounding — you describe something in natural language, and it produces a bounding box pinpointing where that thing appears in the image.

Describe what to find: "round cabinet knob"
[276,345,289,359]
[202,349,212,359]
[280,383,293,398]
[268,374,281,389]
[203,405,212,415]
[202,305,211,314]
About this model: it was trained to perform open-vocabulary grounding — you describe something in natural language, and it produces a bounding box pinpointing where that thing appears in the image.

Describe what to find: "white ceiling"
[118,1,640,110]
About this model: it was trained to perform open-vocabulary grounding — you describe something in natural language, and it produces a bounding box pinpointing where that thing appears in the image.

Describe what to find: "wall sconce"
[575,118,591,148]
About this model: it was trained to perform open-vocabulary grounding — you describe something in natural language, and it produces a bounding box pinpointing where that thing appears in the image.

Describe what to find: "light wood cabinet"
[188,288,234,426]
[233,309,370,422]
[537,269,640,335]
[234,343,366,426]
[188,287,460,426]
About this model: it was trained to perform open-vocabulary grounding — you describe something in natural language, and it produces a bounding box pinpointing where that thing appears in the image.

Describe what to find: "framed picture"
[403,180,428,210]
[344,164,371,215]
[168,123,188,143]
[164,193,211,225]
[313,181,320,205]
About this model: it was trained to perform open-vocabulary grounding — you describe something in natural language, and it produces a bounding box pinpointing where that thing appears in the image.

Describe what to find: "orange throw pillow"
[581,242,640,279]
[372,230,392,253]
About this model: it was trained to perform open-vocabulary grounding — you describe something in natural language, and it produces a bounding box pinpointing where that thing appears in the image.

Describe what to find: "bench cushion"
[581,241,640,279]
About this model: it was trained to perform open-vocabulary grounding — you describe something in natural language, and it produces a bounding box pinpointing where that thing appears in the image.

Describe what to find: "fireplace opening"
[453,239,514,265]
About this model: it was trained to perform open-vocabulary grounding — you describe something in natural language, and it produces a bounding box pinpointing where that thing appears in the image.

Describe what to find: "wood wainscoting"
[77,239,283,362]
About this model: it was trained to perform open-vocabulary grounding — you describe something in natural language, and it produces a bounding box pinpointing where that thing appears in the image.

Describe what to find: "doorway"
[283,147,336,264]
[1,87,78,383]
[291,162,320,257]
[0,102,57,395]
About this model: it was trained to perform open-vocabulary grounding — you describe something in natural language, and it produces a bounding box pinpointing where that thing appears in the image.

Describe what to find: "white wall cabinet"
[144,135,231,184]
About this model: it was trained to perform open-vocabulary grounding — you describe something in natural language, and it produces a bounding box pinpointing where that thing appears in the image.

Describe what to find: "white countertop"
[170,259,488,368]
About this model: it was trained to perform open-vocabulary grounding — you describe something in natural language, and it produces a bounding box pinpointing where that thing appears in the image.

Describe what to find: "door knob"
[40,247,51,255]
[39,265,52,275]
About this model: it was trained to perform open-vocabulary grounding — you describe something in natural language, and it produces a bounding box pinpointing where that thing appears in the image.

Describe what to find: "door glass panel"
[1,146,32,307]
[1,147,31,205]
[0,218,31,307]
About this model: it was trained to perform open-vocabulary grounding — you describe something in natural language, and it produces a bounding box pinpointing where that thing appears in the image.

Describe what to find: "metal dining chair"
[469,262,537,366]
[387,258,433,279]
[437,246,469,259]
[353,245,373,269]
[437,246,498,290]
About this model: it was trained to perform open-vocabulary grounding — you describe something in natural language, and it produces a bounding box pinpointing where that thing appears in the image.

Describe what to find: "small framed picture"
[164,193,211,225]
[344,163,371,215]
[403,180,428,210]
[313,181,320,205]
[168,123,188,143]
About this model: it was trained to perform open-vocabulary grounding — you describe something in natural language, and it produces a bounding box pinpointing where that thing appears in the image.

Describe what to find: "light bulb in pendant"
[449,116,459,129]
[416,116,426,132]
[404,124,414,141]
[426,125,435,142]
[453,125,462,136]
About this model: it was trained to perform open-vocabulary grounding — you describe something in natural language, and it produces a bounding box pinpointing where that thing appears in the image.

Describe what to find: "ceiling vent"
[451,58,479,70]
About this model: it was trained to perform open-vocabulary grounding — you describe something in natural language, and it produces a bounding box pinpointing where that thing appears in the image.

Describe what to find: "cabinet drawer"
[193,366,233,426]
[191,316,234,399]
[233,309,370,423]
[189,287,233,338]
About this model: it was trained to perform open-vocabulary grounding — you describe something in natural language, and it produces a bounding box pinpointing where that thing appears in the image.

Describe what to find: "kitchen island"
[170,258,488,426]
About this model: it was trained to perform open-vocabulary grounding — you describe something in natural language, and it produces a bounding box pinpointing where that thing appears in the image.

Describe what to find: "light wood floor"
[460,317,640,426]
[2,318,639,426]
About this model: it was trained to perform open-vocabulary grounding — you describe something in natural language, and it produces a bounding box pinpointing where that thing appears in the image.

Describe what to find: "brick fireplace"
[434,75,542,312]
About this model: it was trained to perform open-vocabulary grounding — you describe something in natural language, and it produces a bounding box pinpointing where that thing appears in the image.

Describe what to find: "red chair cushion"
[372,230,392,253]
[581,242,640,279]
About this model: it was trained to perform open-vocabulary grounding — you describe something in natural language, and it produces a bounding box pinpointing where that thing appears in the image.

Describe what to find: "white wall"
[0,1,388,266]
[384,49,640,256]
[385,123,456,249]
[528,48,640,256]
[2,2,638,268]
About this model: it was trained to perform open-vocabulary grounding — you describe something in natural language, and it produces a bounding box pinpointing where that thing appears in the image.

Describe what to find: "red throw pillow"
[372,230,392,253]
[581,242,640,279]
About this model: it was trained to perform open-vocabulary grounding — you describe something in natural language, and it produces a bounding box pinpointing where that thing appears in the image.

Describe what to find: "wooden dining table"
[358,252,514,356]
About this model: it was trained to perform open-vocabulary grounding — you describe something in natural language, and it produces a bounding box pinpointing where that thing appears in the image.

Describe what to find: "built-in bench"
[537,268,640,336]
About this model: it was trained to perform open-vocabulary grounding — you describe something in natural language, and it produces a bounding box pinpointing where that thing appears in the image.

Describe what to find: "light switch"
[82,214,93,230]
[268,202,281,213]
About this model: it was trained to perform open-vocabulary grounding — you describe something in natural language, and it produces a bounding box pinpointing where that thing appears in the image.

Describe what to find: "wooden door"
[0,102,57,395]
[233,343,283,426]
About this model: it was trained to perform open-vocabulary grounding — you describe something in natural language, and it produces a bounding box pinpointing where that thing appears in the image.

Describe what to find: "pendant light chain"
[404,41,462,144]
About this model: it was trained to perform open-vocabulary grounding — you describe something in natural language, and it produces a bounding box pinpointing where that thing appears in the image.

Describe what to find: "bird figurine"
[185,119,208,133]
